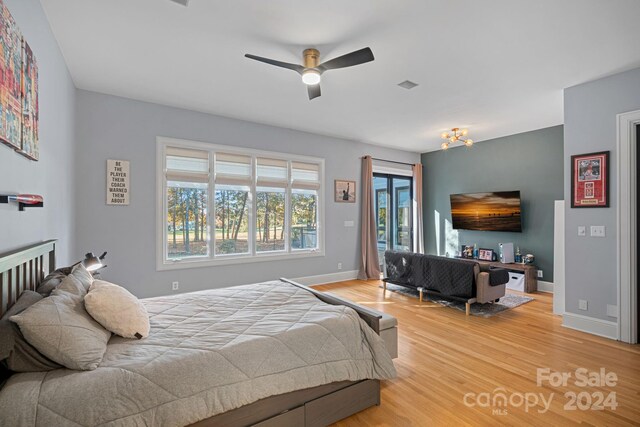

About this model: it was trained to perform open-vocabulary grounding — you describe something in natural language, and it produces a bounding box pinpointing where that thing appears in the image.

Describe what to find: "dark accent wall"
[421,125,564,283]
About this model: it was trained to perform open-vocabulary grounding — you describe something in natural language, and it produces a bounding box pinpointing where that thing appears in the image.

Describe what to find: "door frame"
[617,109,639,344]
[373,172,414,253]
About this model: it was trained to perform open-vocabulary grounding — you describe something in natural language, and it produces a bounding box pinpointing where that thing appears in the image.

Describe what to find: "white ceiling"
[41,0,640,153]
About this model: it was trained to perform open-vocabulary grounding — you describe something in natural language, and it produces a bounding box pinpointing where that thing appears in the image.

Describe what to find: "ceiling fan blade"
[317,47,374,72]
[244,54,304,74]
[307,84,321,100]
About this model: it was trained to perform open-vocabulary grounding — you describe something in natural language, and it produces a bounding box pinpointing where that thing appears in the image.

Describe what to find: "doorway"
[373,173,413,270]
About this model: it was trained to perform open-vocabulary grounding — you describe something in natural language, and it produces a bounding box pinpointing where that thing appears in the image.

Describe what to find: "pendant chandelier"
[440,128,473,150]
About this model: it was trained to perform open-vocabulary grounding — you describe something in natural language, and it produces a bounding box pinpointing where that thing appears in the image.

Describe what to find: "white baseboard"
[562,312,618,340]
[291,270,359,286]
[537,280,554,293]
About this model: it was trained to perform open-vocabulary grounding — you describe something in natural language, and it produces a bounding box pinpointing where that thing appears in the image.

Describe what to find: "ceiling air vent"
[398,80,418,90]
[170,0,190,6]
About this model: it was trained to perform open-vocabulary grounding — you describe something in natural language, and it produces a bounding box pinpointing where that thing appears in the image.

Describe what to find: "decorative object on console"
[478,248,494,261]
[0,194,43,211]
[440,127,473,150]
[499,242,514,263]
[335,179,356,203]
[461,245,474,258]
[0,0,39,161]
[571,151,609,208]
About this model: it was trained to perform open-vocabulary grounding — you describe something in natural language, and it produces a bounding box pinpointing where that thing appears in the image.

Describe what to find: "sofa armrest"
[476,271,506,304]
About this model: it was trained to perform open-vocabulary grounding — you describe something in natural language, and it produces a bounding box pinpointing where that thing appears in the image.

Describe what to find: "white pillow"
[84,281,150,339]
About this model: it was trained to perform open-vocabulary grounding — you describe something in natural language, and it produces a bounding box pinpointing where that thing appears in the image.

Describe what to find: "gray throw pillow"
[0,291,61,372]
[10,276,111,371]
[70,264,94,291]
[37,270,68,297]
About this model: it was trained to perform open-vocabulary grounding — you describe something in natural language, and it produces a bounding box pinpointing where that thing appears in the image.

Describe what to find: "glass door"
[374,173,413,269]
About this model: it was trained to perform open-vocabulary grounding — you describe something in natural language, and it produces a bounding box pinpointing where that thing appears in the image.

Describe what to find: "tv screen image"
[450,191,522,232]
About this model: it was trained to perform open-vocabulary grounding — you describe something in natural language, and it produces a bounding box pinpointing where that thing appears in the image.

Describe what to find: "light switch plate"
[590,225,605,237]
[344,220,355,227]
[578,226,586,236]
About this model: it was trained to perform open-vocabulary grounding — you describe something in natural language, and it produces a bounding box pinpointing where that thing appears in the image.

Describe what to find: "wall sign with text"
[107,159,130,205]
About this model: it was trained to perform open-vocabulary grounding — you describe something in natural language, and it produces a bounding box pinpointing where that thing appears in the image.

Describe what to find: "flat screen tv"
[450,191,522,232]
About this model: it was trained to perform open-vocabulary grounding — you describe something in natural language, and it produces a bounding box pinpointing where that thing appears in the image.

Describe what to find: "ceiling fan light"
[301,70,321,85]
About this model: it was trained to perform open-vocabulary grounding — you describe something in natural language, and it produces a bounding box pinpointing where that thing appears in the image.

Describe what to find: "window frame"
[156,137,325,271]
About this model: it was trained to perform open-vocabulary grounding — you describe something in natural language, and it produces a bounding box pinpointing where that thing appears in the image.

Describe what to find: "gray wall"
[421,125,564,283]
[0,0,76,264]
[564,67,640,321]
[75,90,419,298]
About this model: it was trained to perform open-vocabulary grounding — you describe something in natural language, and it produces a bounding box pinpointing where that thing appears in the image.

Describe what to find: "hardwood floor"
[313,280,640,427]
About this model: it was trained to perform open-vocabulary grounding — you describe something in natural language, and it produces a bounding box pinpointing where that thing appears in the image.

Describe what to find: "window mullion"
[209,152,215,259]
[250,156,257,257]
[285,162,292,253]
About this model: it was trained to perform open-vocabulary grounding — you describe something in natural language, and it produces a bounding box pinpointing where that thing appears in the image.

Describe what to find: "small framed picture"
[571,151,609,208]
[461,245,474,259]
[478,248,494,261]
[335,180,356,203]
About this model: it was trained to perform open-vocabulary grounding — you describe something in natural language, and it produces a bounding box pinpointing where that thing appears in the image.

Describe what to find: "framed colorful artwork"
[571,151,609,208]
[335,180,356,203]
[20,40,38,160]
[0,0,23,151]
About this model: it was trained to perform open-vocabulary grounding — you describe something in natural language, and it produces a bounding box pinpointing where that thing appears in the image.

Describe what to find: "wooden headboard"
[0,240,56,317]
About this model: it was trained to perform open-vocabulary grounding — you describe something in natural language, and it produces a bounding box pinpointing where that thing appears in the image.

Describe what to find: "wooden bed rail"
[0,239,56,316]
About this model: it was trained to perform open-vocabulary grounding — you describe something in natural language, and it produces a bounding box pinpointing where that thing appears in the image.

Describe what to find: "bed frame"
[0,240,56,316]
[0,240,385,427]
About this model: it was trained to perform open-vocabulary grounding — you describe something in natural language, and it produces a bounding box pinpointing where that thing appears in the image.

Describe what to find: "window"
[157,138,324,269]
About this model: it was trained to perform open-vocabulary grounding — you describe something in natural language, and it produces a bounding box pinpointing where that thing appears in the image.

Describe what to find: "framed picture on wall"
[571,151,609,208]
[335,180,356,203]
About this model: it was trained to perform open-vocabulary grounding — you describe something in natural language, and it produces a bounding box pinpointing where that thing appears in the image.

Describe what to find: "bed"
[0,241,396,426]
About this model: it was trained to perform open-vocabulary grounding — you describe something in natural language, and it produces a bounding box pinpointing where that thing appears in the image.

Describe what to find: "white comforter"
[0,280,396,426]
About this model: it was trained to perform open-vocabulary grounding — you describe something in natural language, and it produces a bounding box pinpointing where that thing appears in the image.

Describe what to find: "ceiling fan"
[244,47,375,100]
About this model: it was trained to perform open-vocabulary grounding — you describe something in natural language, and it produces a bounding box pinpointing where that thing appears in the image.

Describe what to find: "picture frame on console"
[571,150,609,208]
[478,248,494,261]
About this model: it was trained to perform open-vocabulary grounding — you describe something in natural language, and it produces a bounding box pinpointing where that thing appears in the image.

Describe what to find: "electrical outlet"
[172,281,179,291]
[606,304,617,318]
[578,299,588,311]
[337,262,342,270]
[537,270,543,278]
[578,226,586,236]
